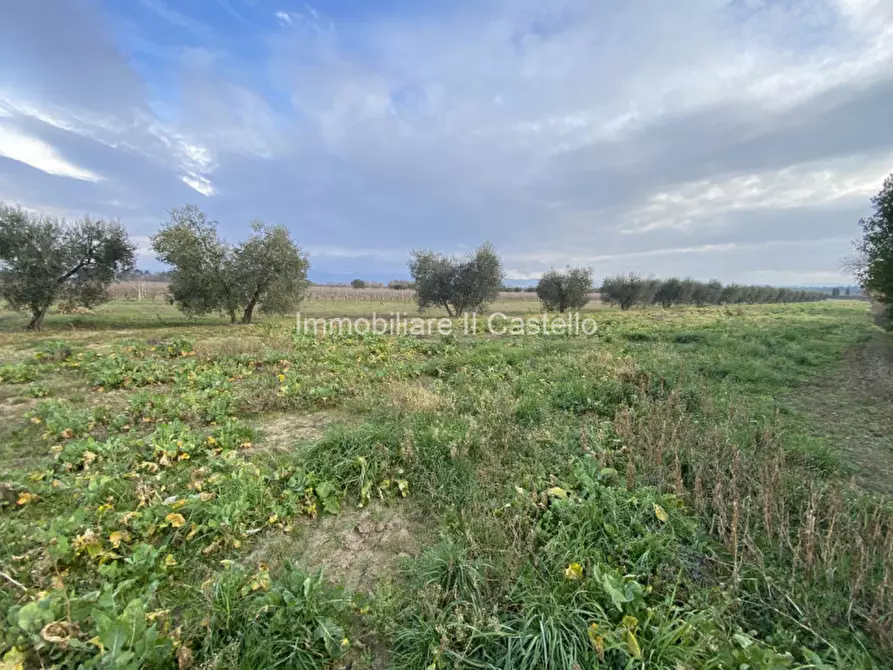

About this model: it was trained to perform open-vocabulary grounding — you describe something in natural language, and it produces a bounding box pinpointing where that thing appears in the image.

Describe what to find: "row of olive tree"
[0,204,309,330]
[600,274,827,311]
[0,204,837,330]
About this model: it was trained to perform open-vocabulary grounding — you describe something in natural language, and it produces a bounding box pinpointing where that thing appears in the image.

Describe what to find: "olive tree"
[153,206,308,324]
[152,205,240,322]
[409,243,504,316]
[536,266,593,312]
[691,280,723,306]
[232,221,309,323]
[600,273,656,310]
[0,205,135,330]
[654,278,686,308]
[720,284,744,304]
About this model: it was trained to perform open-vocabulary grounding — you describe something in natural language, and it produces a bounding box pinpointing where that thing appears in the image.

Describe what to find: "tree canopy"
[600,274,658,310]
[409,243,503,316]
[233,221,309,323]
[152,206,308,324]
[536,266,593,312]
[0,205,135,330]
[852,173,893,322]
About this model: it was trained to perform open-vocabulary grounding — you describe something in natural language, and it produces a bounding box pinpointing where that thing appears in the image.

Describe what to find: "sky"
[1,0,891,285]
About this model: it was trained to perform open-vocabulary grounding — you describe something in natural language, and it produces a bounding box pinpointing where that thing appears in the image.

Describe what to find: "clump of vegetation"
[409,243,503,316]
[0,205,135,330]
[536,266,593,312]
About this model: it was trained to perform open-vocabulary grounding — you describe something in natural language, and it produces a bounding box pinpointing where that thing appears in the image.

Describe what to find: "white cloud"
[0,124,101,181]
[274,11,293,27]
[624,156,892,233]
[181,172,215,196]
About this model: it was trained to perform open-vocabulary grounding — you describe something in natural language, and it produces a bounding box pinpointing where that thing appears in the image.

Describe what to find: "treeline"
[0,202,830,330]
[600,274,827,311]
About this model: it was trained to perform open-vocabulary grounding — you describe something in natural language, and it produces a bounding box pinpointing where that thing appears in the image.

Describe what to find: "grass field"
[1,299,891,668]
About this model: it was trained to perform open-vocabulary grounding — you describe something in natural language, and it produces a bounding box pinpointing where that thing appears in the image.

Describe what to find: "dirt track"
[793,331,893,495]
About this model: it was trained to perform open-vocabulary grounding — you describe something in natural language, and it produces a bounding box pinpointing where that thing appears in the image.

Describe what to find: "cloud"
[181,172,215,196]
[624,154,892,233]
[0,124,101,181]
[274,11,293,27]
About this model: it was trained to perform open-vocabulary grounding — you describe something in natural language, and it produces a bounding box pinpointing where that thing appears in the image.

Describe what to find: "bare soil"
[250,501,424,593]
[247,411,340,456]
[792,331,893,496]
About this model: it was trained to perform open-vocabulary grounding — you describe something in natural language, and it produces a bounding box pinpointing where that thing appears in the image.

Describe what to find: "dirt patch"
[253,502,424,593]
[250,411,339,455]
[0,395,36,420]
[301,502,423,591]
[792,332,893,495]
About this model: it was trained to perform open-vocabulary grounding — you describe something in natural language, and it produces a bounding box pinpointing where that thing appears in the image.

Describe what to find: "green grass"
[1,299,891,669]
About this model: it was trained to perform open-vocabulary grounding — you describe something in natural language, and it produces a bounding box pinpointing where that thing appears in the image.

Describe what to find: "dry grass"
[613,386,893,647]
[384,380,448,413]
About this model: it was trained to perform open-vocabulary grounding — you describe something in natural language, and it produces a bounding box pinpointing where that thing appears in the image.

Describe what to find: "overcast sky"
[1,0,890,284]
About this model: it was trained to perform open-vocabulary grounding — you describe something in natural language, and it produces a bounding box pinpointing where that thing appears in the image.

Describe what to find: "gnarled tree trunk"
[25,305,49,331]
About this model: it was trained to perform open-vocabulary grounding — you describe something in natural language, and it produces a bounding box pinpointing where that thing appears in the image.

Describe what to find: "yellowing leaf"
[654,504,669,523]
[121,511,140,525]
[249,567,271,592]
[588,623,605,658]
[16,492,37,506]
[108,531,129,548]
[72,529,102,557]
[625,629,642,659]
[2,646,26,670]
[546,487,568,499]
[564,562,583,580]
[166,513,186,528]
[587,623,600,644]
[164,554,177,567]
